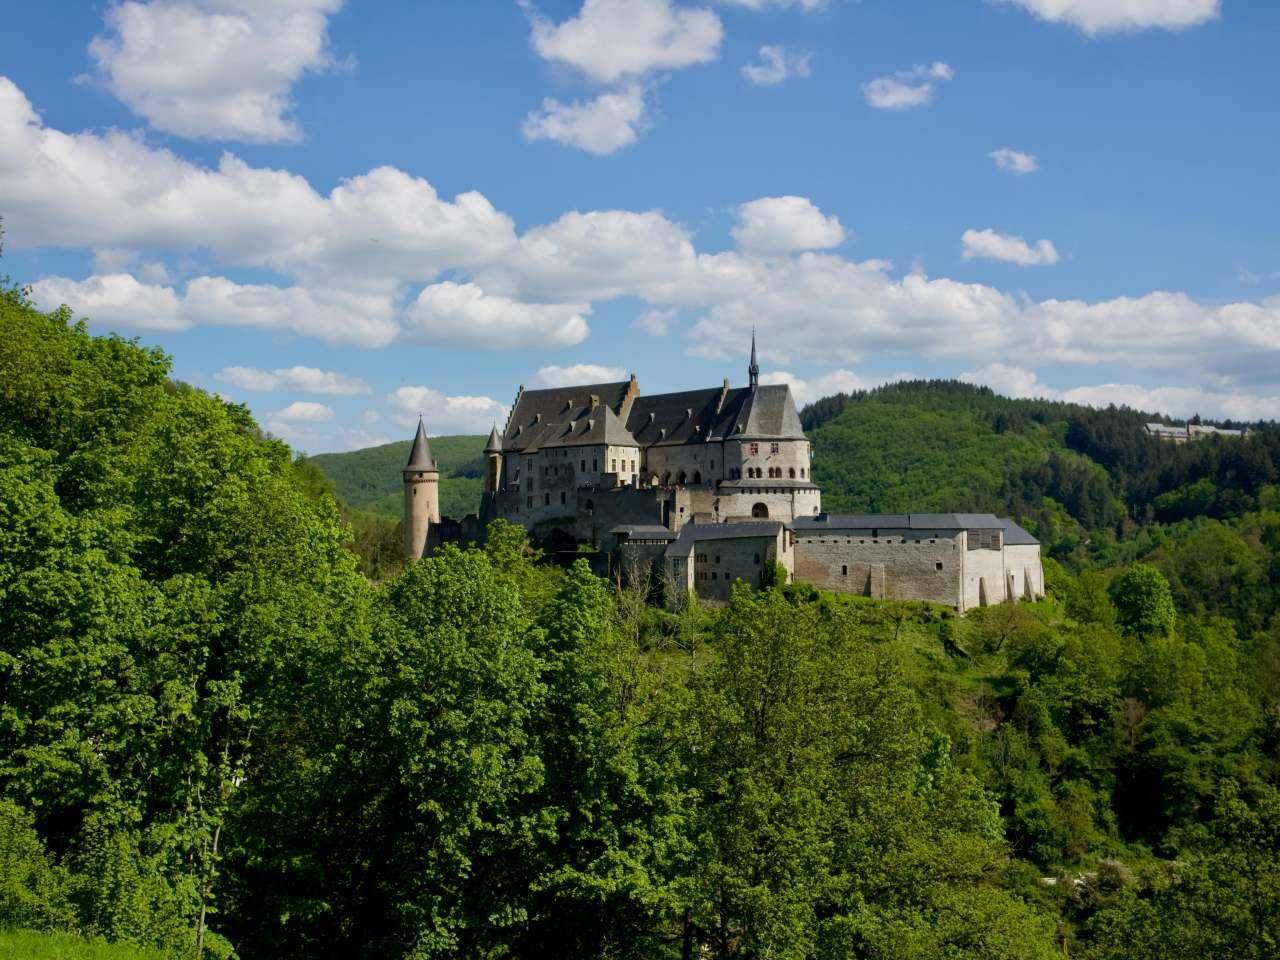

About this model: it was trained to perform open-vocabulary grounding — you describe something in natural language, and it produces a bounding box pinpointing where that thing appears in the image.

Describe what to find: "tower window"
[842,565,848,576]
[544,493,550,506]
[581,459,586,472]
[561,491,566,505]
[771,442,780,454]
[935,561,944,571]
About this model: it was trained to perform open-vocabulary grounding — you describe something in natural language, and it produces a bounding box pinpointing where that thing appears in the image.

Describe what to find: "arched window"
[789,467,796,478]
[676,471,687,485]
[752,502,769,518]
[692,470,702,484]
[662,471,671,485]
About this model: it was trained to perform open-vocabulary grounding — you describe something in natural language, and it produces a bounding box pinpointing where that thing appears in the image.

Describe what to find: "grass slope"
[310,435,486,518]
[0,930,167,960]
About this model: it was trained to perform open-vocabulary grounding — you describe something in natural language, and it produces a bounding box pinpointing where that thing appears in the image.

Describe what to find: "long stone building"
[403,336,1044,612]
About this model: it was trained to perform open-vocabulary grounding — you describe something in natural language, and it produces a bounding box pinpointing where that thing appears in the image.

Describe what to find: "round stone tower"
[403,417,439,559]
[484,424,503,494]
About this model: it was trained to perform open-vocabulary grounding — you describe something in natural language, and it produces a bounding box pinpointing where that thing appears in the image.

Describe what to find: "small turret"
[749,328,760,390]
[403,417,440,559]
[484,424,503,494]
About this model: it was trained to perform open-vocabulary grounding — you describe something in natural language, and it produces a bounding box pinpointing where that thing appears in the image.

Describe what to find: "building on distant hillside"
[402,334,1044,612]
[1145,421,1248,443]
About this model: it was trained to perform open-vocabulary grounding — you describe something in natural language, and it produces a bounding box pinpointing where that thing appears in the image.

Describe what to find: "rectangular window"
[770,442,780,454]
[581,460,586,472]
[561,491,566,505]
[593,459,598,471]
[612,459,617,472]
[749,442,759,456]
[526,496,533,508]
[544,493,550,506]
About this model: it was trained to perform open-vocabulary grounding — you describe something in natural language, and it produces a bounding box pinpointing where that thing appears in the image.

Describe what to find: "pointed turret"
[748,328,760,389]
[484,424,504,494]
[405,417,436,470]
[403,417,440,559]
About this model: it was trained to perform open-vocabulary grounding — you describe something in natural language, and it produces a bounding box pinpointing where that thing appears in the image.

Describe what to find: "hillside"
[310,434,487,519]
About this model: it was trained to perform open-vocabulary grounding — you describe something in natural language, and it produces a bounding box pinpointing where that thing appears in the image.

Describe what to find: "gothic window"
[752,502,769,518]
[789,468,796,478]
[692,471,702,484]
[676,471,686,484]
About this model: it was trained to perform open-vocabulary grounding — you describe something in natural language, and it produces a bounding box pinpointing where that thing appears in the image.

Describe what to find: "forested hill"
[804,380,1280,565]
[309,434,486,519]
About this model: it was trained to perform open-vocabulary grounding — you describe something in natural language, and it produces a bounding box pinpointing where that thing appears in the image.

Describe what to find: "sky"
[2,0,1278,452]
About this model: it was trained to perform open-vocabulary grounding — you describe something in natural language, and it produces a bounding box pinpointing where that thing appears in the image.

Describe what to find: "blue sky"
[2,0,1278,451]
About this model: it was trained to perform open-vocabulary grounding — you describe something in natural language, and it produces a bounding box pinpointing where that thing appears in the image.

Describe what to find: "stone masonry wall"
[792,528,964,605]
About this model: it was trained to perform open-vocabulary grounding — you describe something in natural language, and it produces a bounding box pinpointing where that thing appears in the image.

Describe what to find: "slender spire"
[749,327,760,389]
[485,424,502,453]
[405,416,435,470]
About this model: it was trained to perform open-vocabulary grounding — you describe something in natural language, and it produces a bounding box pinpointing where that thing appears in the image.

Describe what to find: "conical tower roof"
[749,327,760,389]
[484,424,502,453]
[404,417,436,470]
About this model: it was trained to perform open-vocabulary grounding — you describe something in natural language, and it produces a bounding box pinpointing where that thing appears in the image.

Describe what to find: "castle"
[403,336,1044,612]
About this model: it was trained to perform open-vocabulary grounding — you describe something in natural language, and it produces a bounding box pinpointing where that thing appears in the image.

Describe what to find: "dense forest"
[2,273,1279,958]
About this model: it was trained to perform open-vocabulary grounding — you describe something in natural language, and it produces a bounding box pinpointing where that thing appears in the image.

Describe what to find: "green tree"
[1110,563,1177,639]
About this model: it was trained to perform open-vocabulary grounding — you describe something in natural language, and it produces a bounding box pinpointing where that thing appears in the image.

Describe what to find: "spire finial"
[749,326,760,389]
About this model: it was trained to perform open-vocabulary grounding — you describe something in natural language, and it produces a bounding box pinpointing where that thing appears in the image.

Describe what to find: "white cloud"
[962,228,1060,266]
[715,0,825,8]
[403,282,591,349]
[479,209,701,304]
[535,363,629,387]
[527,0,723,84]
[732,196,845,254]
[862,62,953,110]
[215,365,370,394]
[995,0,1220,36]
[388,386,509,434]
[31,272,399,346]
[523,85,648,155]
[182,277,399,346]
[0,78,515,292]
[961,364,1280,422]
[741,45,812,86]
[29,273,186,331]
[269,400,334,423]
[760,369,902,406]
[990,147,1040,175]
[87,0,346,142]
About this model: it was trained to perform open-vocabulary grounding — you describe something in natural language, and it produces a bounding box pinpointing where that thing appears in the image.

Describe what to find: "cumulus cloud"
[741,45,812,86]
[527,0,722,84]
[388,386,509,434]
[759,369,909,406]
[32,272,399,346]
[403,282,590,350]
[990,147,1040,175]
[862,62,953,110]
[961,364,1280,422]
[0,78,515,291]
[269,400,334,423]
[523,85,648,155]
[962,228,1060,266]
[30,273,186,331]
[636,307,676,335]
[715,0,825,8]
[87,0,346,142]
[535,363,629,386]
[732,196,845,255]
[995,0,1220,36]
[215,365,370,394]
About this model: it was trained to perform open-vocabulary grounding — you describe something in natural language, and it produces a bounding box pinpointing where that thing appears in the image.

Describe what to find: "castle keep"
[403,336,1044,612]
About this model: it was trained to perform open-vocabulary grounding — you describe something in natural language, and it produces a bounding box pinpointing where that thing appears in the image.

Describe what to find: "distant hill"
[309,434,487,519]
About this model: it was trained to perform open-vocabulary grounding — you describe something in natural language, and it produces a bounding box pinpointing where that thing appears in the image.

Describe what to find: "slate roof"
[497,372,809,457]
[790,513,1040,545]
[484,425,502,453]
[671,521,785,544]
[503,380,632,453]
[404,419,436,470]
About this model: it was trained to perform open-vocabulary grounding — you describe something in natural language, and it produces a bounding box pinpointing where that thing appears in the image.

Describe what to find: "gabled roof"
[404,419,435,470]
[503,380,634,453]
[736,384,805,439]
